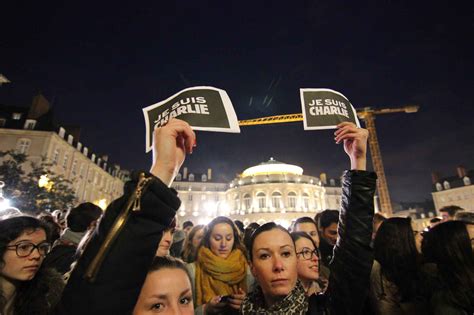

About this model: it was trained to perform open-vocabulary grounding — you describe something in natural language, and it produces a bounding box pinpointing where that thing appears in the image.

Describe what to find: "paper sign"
[143,86,240,152]
[300,88,360,130]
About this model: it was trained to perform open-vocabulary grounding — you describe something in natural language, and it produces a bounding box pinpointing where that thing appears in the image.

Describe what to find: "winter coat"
[55,172,180,315]
[306,170,377,315]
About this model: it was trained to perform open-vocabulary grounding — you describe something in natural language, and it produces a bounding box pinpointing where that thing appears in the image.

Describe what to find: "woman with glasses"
[241,123,377,314]
[291,232,323,296]
[0,215,64,315]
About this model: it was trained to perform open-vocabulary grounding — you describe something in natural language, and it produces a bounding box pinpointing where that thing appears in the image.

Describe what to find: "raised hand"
[149,119,196,186]
[334,122,368,171]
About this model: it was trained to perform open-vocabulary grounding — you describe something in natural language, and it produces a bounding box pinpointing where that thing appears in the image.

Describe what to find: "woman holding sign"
[240,122,377,314]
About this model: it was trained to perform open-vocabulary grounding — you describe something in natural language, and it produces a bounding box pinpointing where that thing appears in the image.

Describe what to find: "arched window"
[188,173,195,181]
[463,176,471,186]
[329,179,336,186]
[435,183,442,191]
[287,191,297,208]
[443,181,450,190]
[302,192,310,210]
[201,174,207,182]
[176,173,182,181]
[243,194,251,210]
[16,138,31,154]
[271,191,282,208]
[234,195,240,210]
[257,192,266,208]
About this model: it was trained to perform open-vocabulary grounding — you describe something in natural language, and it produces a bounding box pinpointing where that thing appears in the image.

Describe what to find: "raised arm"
[56,119,195,315]
[324,122,377,314]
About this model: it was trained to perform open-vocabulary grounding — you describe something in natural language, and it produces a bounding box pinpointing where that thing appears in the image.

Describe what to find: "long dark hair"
[422,221,474,311]
[182,224,205,263]
[0,216,60,315]
[373,217,422,301]
[200,216,245,254]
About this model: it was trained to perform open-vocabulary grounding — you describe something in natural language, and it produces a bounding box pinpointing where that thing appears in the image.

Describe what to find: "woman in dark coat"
[241,122,377,314]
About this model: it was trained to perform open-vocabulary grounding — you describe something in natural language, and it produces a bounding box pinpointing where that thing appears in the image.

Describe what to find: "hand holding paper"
[334,122,368,171]
[149,119,196,186]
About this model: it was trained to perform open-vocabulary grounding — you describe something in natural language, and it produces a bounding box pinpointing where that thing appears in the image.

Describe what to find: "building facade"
[172,158,342,228]
[431,166,473,212]
[0,94,129,210]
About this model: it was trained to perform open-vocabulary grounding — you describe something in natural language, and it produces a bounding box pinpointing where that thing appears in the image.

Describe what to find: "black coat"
[307,170,377,315]
[55,172,180,315]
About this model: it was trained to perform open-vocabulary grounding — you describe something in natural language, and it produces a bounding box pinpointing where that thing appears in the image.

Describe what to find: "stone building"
[431,166,473,212]
[0,94,129,209]
[172,158,342,228]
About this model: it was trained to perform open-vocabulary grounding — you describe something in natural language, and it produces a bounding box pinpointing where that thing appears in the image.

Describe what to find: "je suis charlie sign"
[300,88,360,130]
[143,86,240,152]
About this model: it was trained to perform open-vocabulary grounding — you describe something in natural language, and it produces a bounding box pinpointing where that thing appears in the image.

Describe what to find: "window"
[62,154,69,169]
[188,194,193,201]
[234,195,240,210]
[12,113,22,120]
[302,193,310,210]
[435,183,442,191]
[463,176,471,186]
[257,192,266,208]
[443,181,450,190]
[271,191,282,208]
[52,148,60,164]
[16,138,31,154]
[176,173,182,181]
[24,119,36,130]
[243,194,251,210]
[329,179,336,186]
[0,118,6,127]
[71,159,78,175]
[287,192,297,208]
[201,174,207,182]
[188,174,195,181]
[79,164,85,177]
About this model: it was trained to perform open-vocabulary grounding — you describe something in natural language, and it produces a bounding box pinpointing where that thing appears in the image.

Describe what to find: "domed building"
[225,158,341,228]
[172,158,343,228]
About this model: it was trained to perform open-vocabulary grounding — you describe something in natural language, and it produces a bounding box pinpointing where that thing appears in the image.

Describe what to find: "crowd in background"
[0,119,473,315]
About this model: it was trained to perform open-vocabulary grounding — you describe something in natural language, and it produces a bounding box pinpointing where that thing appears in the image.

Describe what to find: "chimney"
[431,171,440,184]
[183,167,188,179]
[28,93,50,120]
[207,168,212,181]
[320,173,327,185]
[456,166,466,178]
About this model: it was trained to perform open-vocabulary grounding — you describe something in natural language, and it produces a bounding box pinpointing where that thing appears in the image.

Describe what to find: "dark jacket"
[55,172,180,315]
[307,170,377,315]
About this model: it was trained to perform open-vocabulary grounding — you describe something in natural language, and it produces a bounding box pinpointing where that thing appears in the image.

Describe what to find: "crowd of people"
[0,119,473,315]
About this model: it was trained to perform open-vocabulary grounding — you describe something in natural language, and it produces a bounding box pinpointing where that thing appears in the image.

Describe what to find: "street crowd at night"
[0,119,473,315]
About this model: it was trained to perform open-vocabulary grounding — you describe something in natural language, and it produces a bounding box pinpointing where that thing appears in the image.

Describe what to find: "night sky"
[1,2,473,205]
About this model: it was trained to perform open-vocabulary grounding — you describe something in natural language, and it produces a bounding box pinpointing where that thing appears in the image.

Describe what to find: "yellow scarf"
[195,247,248,305]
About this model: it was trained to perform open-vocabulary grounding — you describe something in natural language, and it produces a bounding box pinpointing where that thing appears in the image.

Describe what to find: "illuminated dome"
[241,157,303,177]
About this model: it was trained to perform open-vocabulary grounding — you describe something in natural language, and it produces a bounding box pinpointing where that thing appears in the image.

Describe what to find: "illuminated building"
[172,158,342,227]
[432,166,474,212]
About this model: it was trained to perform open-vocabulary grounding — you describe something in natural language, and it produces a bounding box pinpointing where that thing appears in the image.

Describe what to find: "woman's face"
[411,222,422,253]
[1,228,48,281]
[209,223,234,259]
[156,229,174,257]
[295,238,319,282]
[191,228,204,249]
[466,224,474,251]
[250,229,297,306]
[133,268,193,315]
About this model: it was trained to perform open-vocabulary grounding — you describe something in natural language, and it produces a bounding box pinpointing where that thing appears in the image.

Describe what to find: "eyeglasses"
[296,247,320,260]
[5,242,51,258]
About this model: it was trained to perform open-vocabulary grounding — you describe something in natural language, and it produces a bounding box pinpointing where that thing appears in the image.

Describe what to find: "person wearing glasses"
[291,232,323,296]
[241,122,377,314]
[0,215,64,315]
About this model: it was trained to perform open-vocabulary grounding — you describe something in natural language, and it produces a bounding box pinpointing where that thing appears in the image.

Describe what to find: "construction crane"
[238,105,419,216]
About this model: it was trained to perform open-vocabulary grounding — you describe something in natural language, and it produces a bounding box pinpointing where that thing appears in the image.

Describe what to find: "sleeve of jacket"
[55,172,181,315]
[326,170,377,315]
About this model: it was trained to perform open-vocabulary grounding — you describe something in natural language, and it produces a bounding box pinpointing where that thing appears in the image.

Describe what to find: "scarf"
[195,247,247,305]
[241,280,309,315]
